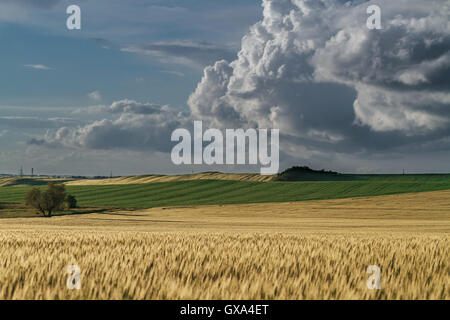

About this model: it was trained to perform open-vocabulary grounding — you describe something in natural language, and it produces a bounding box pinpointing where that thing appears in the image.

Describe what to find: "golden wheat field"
[0,191,449,300]
[64,172,274,186]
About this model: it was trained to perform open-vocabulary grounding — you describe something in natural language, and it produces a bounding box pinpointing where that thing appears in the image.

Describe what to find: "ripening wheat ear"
[0,231,447,300]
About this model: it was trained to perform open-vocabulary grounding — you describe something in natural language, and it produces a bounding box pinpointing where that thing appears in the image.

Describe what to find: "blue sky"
[1,0,449,176]
[0,0,261,108]
[0,0,262,175]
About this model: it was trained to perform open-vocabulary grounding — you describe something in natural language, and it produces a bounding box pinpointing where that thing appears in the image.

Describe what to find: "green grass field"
[0,174,449,209]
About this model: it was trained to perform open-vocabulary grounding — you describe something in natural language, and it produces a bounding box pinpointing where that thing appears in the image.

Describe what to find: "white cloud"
[72,105,108,115]
[188,0,450,154]
[29,100,189,152]
[87,91,102,102]
[122,40,236,68]
[24,64,51,70]
[26,0,450,173]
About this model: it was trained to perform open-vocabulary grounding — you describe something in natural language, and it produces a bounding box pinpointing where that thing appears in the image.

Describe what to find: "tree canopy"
[25,182,70,217]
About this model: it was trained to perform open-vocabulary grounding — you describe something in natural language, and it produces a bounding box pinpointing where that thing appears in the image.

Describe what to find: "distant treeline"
[275,166,339,181]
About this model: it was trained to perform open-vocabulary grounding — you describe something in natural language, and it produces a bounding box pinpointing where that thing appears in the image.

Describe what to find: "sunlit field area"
[0,190,448,299]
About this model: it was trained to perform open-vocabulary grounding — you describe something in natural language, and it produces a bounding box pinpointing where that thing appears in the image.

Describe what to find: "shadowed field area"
[0,178,68,187]
[1,190,449,232]
[0,190,448,299]
[1,174,450,210]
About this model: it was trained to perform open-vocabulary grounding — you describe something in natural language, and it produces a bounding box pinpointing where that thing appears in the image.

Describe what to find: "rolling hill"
[0,174,449,209]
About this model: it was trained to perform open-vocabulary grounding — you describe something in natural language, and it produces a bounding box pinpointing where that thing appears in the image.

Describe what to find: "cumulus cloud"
[73,100,170,115]
[188,0,450,158]
[27,0,450,172]
[106,100,166,115]
[29,100,189,152]
[122,40,236,68]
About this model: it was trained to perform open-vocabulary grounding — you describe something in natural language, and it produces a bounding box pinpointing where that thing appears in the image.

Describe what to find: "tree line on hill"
[274,166,339,181]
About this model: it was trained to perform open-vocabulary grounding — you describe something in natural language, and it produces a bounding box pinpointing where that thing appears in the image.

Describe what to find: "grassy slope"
[0,174,449,209]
